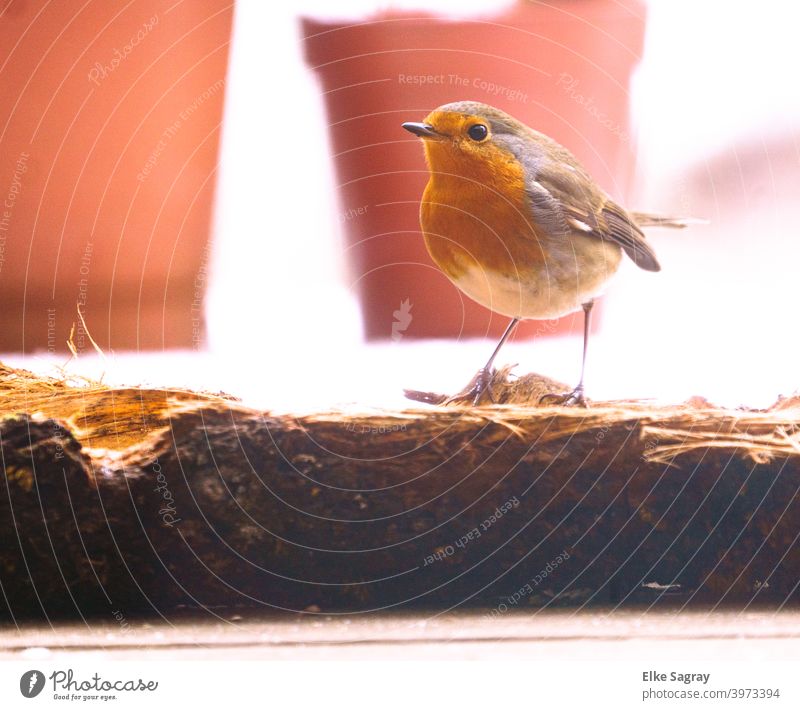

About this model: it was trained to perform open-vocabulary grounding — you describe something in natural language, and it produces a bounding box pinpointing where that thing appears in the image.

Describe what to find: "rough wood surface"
[1,362,799,617]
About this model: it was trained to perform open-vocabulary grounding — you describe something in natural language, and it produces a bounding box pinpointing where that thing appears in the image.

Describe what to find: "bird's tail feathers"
[631,212,708,229]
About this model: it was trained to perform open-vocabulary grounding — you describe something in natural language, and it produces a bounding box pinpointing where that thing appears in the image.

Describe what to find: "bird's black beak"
[402,122,440,139]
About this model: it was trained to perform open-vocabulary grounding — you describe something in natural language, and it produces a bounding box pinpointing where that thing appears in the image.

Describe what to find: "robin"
[402,100,693,405]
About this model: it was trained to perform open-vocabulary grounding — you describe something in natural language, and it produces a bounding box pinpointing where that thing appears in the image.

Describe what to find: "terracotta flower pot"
[303,0,645,341]
[0,0,234,352]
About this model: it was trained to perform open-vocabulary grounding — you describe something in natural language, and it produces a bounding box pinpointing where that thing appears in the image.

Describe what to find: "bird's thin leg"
[472,316,520,404]
[541,300,593,406]
[572,299,594,402]
[447,317,519,405]
[484,317,519,374]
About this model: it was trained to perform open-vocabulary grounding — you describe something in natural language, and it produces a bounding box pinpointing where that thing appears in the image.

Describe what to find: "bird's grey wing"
[523,156,661,272]
[524,178,572,238]
[599,201,661,272]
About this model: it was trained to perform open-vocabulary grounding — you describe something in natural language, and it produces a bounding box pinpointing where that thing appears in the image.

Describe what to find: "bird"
[402,100,693,405]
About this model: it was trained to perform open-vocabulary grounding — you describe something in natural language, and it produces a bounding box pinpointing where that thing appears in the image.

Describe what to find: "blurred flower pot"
[303,0,646,341]
[0,0,233,352]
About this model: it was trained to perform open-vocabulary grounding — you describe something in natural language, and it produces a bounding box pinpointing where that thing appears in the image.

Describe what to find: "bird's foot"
[444,367,496,406]
[539,384,589,408]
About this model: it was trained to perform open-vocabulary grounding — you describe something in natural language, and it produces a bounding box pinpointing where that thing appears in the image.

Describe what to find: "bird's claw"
[444,367,496,406]
[539,385,588,408]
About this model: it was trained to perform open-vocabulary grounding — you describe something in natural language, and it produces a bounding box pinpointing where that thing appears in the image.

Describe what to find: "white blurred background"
[12,0,800,410]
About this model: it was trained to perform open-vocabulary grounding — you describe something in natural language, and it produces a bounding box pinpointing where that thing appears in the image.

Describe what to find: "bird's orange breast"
[419,143,544,282]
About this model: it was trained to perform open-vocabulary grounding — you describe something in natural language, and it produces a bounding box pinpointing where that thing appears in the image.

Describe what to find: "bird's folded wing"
[524,163,661,272]
[599,201,661,272]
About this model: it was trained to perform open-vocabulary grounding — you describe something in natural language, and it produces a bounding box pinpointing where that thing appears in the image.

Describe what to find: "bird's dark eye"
[467,123,488,141]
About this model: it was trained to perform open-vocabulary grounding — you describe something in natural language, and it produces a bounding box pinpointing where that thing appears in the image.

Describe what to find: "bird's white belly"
[447,236,623,319]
